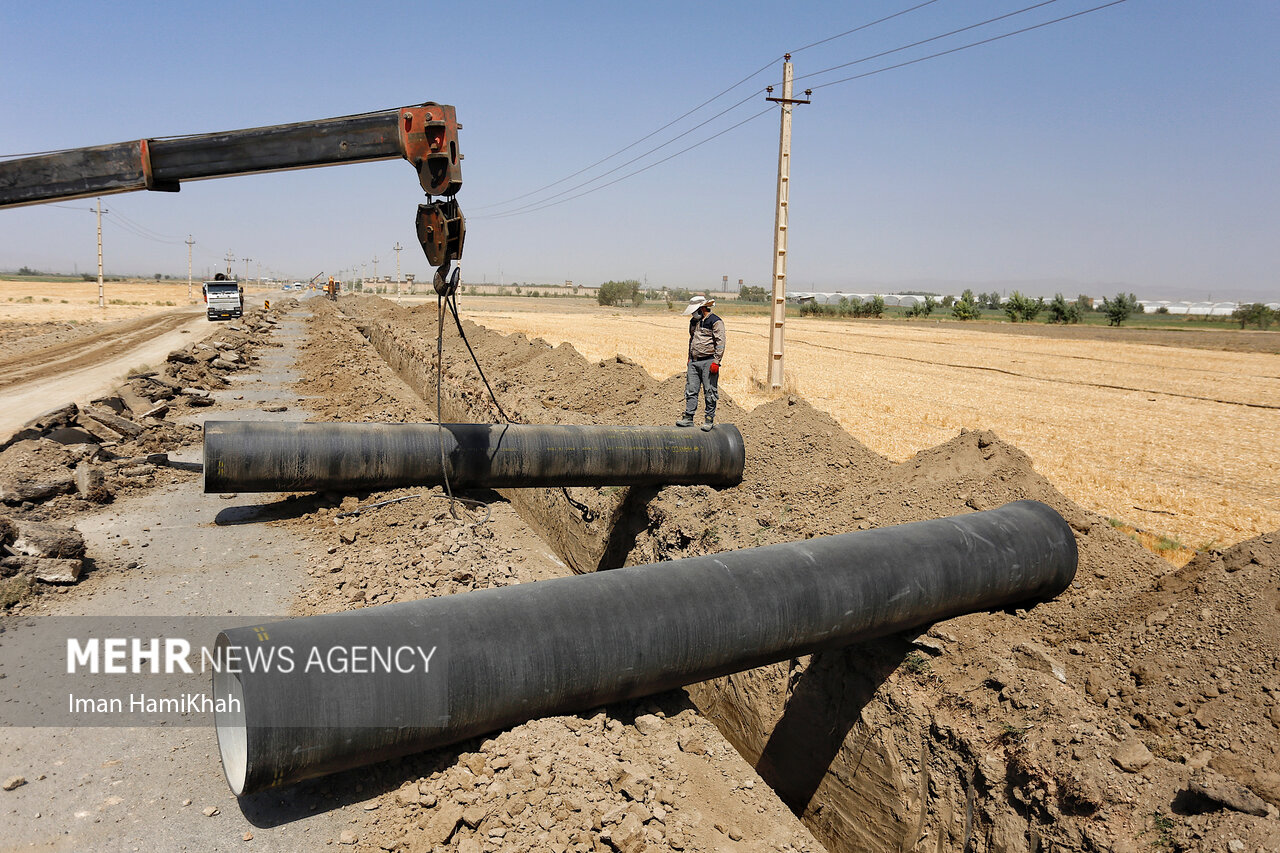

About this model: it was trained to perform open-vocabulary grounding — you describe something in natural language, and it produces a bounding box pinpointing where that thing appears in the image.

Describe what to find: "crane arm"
[0,103,461,209]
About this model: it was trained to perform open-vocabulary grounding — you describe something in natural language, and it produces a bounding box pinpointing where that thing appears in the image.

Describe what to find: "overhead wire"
[792,0,1066,85]
[475,106,775,220]
[109,206,186,241]
[479,0,1131,220]
[468,66,776,212]
[805,0,1132,91]
[38,200,187,244]
[475,90,767,218]
[105,216,187,245]
[788,0,945,55]
[472,0,948,214]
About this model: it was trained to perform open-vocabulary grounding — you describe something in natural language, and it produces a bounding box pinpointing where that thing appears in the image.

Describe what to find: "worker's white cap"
[683,295,715,315]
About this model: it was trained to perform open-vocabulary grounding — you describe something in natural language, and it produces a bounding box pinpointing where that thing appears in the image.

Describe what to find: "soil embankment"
[329,295,1280,853]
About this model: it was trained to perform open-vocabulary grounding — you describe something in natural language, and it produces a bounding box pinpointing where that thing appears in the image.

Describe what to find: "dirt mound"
[287,300,825,851]
[327,295,1280,851]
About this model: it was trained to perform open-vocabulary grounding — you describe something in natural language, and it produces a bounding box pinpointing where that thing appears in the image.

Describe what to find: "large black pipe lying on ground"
[202,420,745,492]
[213,500,1076,795]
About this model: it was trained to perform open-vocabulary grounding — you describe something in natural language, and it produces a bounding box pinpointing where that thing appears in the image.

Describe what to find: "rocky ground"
[0,297,822,852]
[319,295,1280,852]
[0,304,290,607]
[1,293,1277,852]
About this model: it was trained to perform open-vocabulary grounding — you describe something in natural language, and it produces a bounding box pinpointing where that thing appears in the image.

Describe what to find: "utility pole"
[393,242,403,301]
[186,235,195,302]
[241,256,252,283]
[224,250,235,277]
[372,255,379,290]
[256,260,261,288]
[95,198,107,308]
[765,55,811,389]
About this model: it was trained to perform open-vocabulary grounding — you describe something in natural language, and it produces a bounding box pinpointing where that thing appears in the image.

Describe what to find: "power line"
[806,0,1132,92]
[469,74,775,212]
[483,0,1132,220]
[43,201,186,243]
[478,90,767,218]
[788,0,945,55]
[105,216,186,245]
[109,206,185,241]
[472,0,945,212]
[476,107,775,220]
[793,0,1066,85]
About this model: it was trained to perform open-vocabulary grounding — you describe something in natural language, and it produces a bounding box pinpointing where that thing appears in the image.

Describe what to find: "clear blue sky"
[2,0,1276,301]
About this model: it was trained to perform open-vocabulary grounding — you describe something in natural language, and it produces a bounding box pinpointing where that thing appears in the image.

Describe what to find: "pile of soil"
[285,306,825,852]
[326,295,1279,852]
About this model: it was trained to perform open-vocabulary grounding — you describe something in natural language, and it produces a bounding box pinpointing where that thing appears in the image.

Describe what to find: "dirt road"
[0,295,273,441]
[0,301,821,853]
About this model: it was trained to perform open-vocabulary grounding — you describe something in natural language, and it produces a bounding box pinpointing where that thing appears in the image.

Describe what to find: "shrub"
[951,298,980,320]
[1047,293,1082,324]
[1003,291,1044,323]
[1232,302,1274,330]
[906,295,937,318]
[738,284,769,303]
[597,279,643,307]
[1102,292,1138,326]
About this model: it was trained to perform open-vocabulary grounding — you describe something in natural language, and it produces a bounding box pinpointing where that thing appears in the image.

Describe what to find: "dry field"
[459,298,1280,554]
[0,278,204,323]
[0,278,280,324]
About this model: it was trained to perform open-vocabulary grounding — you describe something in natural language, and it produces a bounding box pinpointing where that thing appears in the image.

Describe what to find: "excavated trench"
[324,296,1280,853]
[335,298,938,851]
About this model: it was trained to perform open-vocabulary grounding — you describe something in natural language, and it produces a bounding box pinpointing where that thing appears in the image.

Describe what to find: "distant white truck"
[203,280,244,321]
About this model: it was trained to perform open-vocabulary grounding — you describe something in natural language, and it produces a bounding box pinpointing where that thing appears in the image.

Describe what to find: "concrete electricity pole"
[393,242,403,301]
[241,256,252,283]
[765,55,810,389]
[95,198,107,309]
[224,250,235,278]
[372,255,379,290]
[186,235,195,302]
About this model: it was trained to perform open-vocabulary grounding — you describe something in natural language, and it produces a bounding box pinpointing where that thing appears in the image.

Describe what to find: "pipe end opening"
[213,641,247,796]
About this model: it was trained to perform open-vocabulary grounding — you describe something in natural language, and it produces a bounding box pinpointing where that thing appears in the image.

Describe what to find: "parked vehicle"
[203,280,243,321]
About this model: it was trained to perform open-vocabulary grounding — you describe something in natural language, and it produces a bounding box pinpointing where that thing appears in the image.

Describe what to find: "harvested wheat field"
[457,298,1280,555]
[0,278,205,324]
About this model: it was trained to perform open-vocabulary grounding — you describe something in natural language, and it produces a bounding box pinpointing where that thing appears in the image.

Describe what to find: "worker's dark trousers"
[684,358,719,421]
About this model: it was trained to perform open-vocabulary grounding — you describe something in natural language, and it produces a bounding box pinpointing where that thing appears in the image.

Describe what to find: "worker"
[676,295,725,431]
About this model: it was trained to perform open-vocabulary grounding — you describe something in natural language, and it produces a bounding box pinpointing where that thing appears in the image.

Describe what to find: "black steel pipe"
[213,500,1076,795]
[202,421,746,492]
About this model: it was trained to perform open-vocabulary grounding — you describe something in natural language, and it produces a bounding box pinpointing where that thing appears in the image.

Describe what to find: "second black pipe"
[203,421,745,492]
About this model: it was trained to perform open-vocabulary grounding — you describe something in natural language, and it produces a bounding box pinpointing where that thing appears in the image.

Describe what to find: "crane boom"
[0,102,465,284]
[0,103,461,209]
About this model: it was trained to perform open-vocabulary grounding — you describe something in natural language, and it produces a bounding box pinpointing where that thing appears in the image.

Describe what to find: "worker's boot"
[676,414,694,427]
[700,417,714,431]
